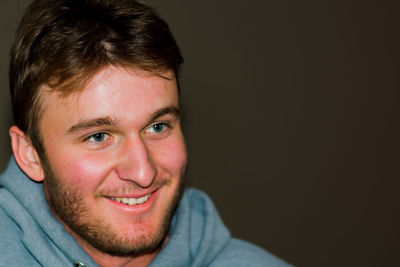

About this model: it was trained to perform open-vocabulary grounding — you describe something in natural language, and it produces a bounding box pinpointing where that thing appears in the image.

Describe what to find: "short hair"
[9,0,183,157]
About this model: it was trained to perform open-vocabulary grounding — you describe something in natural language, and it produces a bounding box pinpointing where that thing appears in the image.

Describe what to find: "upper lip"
[105,189,157,199]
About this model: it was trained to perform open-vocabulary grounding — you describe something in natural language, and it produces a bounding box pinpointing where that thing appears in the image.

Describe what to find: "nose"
[115,137,157,188]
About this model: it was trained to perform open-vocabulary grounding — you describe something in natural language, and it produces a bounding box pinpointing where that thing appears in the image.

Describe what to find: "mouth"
[107,193,152,206]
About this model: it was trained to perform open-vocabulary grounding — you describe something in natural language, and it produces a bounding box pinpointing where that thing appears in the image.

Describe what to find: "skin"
[11,66,187,267]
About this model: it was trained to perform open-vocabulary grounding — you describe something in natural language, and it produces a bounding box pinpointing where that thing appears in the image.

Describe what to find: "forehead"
[39,66,178,130]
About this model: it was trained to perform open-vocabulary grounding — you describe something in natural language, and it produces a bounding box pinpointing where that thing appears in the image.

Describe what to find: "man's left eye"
[147,123,168,133]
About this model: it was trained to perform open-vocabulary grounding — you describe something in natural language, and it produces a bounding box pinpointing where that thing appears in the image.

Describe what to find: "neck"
[66,225,167,267]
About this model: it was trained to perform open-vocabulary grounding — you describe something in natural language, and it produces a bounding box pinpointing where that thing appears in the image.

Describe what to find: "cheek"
[50,153,114,190]
[155,138,187,173]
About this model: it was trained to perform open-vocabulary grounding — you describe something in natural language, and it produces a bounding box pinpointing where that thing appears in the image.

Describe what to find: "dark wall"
[1,1,399,266]
[0,1,21,170]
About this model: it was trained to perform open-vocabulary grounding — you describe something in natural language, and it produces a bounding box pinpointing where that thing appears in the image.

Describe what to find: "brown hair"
[9,0,183,157]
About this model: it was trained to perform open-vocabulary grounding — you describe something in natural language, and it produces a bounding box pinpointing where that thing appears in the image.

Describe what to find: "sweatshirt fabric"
[0,157,291,266]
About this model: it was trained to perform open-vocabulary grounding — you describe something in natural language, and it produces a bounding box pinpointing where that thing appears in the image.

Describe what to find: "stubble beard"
[41,155,186,257]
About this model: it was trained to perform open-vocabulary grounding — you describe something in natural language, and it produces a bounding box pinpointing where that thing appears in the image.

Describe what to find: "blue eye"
[151,123,165,133]
[89,132,106,142]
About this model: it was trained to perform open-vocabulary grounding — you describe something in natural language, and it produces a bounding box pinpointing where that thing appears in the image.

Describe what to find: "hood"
[149,188,231,267]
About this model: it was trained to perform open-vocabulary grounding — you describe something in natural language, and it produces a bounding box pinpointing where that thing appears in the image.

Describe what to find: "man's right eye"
[85,132,108,143]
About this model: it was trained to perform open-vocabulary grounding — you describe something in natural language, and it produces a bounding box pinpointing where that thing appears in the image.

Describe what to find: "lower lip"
[104,190,158,213]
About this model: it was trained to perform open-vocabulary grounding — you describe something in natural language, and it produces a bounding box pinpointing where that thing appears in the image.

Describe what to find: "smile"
[108,193,152,206]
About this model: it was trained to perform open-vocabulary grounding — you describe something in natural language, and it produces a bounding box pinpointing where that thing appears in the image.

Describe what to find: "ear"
[9,126,45,182]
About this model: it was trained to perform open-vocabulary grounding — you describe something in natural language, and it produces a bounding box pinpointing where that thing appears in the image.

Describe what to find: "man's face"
[38,66,187,257]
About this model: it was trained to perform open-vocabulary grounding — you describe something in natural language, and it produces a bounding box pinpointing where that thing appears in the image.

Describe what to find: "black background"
[0,1,399,266]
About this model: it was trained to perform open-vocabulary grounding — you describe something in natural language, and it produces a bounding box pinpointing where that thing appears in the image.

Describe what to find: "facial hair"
[41,154,185,257]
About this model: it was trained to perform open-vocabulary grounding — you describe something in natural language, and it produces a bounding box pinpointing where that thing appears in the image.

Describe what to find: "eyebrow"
[67,117,118,134]
[148,105,180,123]
[66,105,180,134]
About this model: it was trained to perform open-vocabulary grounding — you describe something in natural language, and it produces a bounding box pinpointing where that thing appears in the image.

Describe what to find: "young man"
[0,0,291,266]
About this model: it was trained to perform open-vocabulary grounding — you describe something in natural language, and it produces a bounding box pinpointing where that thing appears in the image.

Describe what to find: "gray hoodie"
[0,157,291,266]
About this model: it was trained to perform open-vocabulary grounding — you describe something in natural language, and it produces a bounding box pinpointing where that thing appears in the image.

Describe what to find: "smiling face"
[37,66,187,263]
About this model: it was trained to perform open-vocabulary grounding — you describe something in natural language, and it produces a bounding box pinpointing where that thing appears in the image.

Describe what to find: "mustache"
[97,178,171,197]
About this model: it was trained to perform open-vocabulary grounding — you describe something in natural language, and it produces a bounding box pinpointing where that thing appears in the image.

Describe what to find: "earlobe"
[9,126,45,182]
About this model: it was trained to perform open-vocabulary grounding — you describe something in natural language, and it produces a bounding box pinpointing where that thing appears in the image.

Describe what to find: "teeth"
[129,198,137,205]
[110,193,151,206]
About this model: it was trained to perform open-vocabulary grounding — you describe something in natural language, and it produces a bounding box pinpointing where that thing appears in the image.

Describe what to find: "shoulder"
[0,202,40,266]
[209,238,293,267]
[0,189,23,246]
